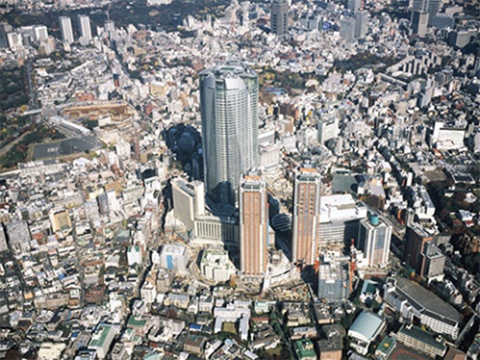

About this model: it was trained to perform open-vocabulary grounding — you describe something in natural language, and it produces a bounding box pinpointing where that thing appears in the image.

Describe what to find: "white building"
[200,247,236,282]
[88,324,118,359]
[33,25,48,43]
[7,32,23,51]
[316,110,339,145]
[127,246,143,266]
[383,277,461,339]
[159,244,188,275]
[432,121,466,150]
[357,214,392,268]
[77,14,92,44]
[59,16,74,44]
[319,194,368,249]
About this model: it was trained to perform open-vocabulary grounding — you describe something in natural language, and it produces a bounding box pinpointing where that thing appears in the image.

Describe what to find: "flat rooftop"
[395,277,461,323]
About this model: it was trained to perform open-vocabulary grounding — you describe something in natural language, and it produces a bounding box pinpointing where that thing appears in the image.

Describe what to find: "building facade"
[292,167,321,266]
[358,214,392,267]
[77,15,92,43]
[59,16,74,44]
[240,174,268,276]
[271,0,289,36]
[200,59,259,205]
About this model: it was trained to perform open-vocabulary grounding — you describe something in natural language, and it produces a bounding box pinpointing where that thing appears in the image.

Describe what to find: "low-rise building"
[348,311,385,355]
[396,325,447,358]
[383,277,462,339]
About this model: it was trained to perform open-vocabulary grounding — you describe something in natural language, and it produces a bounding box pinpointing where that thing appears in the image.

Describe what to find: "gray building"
[318,261,350,302]
[355,11,369,39]
[411,0,440,25]
[200,59,259,204]
[422,242,446,283]
[347,0,363,13]
[59,16,74,44]
[411,11,428,37]
[340,17,356,42]
[271,0,289,36]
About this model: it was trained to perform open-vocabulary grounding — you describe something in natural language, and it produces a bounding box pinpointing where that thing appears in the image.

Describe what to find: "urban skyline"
[0,0,479,358]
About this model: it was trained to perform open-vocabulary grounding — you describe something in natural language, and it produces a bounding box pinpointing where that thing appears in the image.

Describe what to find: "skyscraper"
[411,0,440,25]
[358,213,392,267]
[271,0,288,36]
[77,14,92,44]
[59,16,74,44]
[411,11,428,37]
[292,167,321,267]
[199,59,259,204]
[239,173,268,276]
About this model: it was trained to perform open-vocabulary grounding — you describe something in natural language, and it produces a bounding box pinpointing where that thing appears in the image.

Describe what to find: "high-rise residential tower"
[292,167,321,267]
[199,59,259,204]
[77,14,92,44]
[271,0,288,36]
[358,213,392,267]
[59,16,74,44]
[239,173,268,276]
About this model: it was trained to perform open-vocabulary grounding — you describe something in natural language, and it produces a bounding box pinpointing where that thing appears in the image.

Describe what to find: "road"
[0,130,32,158]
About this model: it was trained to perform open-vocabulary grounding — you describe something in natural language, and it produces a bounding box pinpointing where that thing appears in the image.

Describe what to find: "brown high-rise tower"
[240,174,268,276]
[292,167,321,267]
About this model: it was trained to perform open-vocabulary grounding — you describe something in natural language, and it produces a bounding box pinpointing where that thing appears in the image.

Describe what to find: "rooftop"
[348,311,384,342]
[398,325,446,351]
[394,277,461,323]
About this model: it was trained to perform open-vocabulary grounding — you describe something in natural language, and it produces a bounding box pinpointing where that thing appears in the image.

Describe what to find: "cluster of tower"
[199,59,393,278]
[199,59,322,277]
[59,15,93,45]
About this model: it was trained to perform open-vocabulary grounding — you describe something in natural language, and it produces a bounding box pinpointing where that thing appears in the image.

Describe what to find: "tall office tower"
[0,22,12,48]
[292,167,321,267]
[59,16,74,44]
[239,173,268,276]
[411,0,440,25]
[404,225,433,274]
[199,59,258,205]
[271,0,288,36]
[411,11,428,37]
[358,213,392,267]
[354,10,369,39]
[77,14,92,44]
